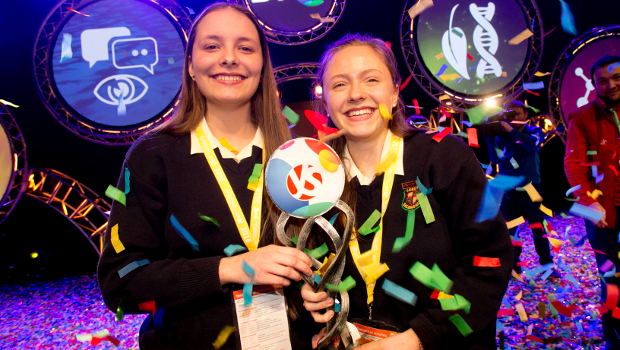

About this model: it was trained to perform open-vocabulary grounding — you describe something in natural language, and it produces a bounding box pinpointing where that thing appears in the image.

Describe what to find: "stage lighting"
[486,99,497,107]
[314,85,323,97]
[30,251,41,259]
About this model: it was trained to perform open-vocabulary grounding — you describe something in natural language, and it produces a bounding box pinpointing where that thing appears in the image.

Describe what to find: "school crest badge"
[401,181,421,210]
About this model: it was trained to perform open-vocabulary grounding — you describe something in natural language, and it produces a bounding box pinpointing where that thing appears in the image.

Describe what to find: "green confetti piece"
[409,262,438,290]
[439,294,471,313]
[457,132,468,138]
[282,106,300,125]
[547,295,559,316]
[167,57,174,64]
[382,279,417,305]
[451,28,463,38]
[223,244,246,257]
[431,264,453,294]
[306,242,329,260]
[449,314,473,336]
[465,105,505,124]
[560,212,568,218]
[510,157,519,169]
[393,209,415,253]
[416,193,435,224]
[248,163,263,183]
[296,280,304,289]
[105,185,126,206]
[358,210,381,235]
[291,236,298,245]
[527,105,541,113]
[586,150,597,155]
[326,276,356,292]
[198,213,220,227]
[116,294,127,321]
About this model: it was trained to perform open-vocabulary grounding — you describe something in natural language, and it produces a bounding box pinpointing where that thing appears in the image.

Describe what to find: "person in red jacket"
[564,55,620,349]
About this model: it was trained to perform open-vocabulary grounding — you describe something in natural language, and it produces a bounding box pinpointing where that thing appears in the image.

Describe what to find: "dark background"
[0,0,618,283]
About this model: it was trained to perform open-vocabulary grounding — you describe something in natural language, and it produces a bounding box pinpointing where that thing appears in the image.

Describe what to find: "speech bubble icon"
[112,37,159,75]
[81,27,131,68]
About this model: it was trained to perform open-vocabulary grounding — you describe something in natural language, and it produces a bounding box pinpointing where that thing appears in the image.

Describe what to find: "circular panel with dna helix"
[0,103,27,226]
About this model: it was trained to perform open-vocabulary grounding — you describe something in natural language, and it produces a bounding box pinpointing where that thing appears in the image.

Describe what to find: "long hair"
[313,33,414,213]
[154,3,291,245]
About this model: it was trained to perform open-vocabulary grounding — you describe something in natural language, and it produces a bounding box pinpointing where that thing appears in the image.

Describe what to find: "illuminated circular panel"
[0,122,11,201]
[0,103,27,227]
[548,26,620,143]
[265,138,344,218]
[34,0,191,144]
[240,0,345,45]
[400,0,543,110]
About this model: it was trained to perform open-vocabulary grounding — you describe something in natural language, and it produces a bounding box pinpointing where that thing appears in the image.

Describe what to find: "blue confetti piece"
[186,6,195,14]
[118,259,150,278]
[60,33,73,63]
[569,203,604,224]
[314,273,321,284]
[117,95,126,117]
[461,120,472,127]
[154,307,164,328]
[565,273,581,288]
[559,0,578,36]
[224,244,247,257]
[170,214,200,252]
[604,266,617,278]
[489,175,524,191]
[243,282,253,306]
[334,299,341,312]
[576,321,583,332]
[124,168,130,194]
[496,320,504,332]
[329,213,340,226]
[242,260,255,277]
[455,77,463,84]
[522,81,545,90]
[382,279,417,306]
[541,268,554,281]
[435,64,448,76]
[438,126,444,132]
[416,176,432,195]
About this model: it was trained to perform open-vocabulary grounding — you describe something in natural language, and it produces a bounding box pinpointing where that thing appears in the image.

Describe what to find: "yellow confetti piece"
[438,94,450,101]
[548,237,565,248]
[539,204,553,217]
[378,104,392,120]
[435,52,444,60]
[515,303,529,322]
[0,99,19,108]
[506,216,525,229]
[218,138,239,153]
[534,71,551,77]
[523,183,543,202]
[318,253,335,277]
[361,262,390,282]
[374,150,397,175]
[309,13,335,23]
[615,272,620,278]
[515,290,523,301]
[439,73,461,81]
[111,224,125,254]
[247,180,258,191]
[587,189,603,199]
[437,291,453,299]
[512,269,524,282]
[318,129,346,144]
[508,29,533,45]
[213,326,236,349]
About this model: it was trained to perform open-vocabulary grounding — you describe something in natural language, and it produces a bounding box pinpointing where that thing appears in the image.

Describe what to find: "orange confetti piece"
[435,52,444,60]
[466,128,479,147]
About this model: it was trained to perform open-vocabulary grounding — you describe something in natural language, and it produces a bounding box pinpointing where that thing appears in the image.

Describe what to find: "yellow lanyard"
[195,125,263,251]
[348,134,402,305]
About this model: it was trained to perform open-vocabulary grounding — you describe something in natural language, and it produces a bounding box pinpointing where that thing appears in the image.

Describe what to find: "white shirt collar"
[190,118,263,163]
[342,130,405,186]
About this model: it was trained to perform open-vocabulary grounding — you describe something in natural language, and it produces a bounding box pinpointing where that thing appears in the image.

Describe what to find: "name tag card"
[233,285,292,350]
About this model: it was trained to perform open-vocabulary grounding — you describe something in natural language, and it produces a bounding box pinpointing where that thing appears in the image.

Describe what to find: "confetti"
[382,279,417,306]
[412,99,421,115]
[282,106,300,125]
[510,157,520,169]
[569,203,604,223]
[117,95,126,117]
[326,276,357,292]
[170,214,200,252]
[506,216,525,229]
[243,282,253,306]
[304,110,339,135]
[539,204,553,217]
[466,127,479,147]
[559,0,578,36]
[309,13,335,23]
[449,314,473,336]
[393,209,415,252]
[440,294,471,313]
[432,127,452,143]
[523,183,543,202]
[105,185,126,206]
[198,213,220,227]
[66,7,90,16]
[123,168,130,194]
[534,71,551,77]
[378,104,392,120]
[566,184,581,197]
[399,75,412,91]
[407,0,434,19]
[167,57,174,64]
[60,33,73,63]
[475,175,524,222]
[118,259,150,278]
[374,151,398,175]
[213,326,236,349]
[473,256,501,267]
[435,64,449,76]
[435,52,444,60]
[306,243,329,260]
[466,104,505,124]
[247,163,263,184]
[358,210,381,236]
[110,224,125,254]
[223,244,246,257]
[508,29,533,45]
[522,81,545,90]
[515,303,529,321]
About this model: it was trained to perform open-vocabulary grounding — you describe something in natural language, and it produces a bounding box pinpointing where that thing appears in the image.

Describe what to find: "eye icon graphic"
[93,74,148,106]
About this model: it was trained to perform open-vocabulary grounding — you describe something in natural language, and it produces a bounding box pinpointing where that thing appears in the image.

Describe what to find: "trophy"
[265,138,356,349]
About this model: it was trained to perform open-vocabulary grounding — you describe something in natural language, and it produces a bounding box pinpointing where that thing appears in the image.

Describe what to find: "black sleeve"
[97,136,228,315]
[408,137,513,348]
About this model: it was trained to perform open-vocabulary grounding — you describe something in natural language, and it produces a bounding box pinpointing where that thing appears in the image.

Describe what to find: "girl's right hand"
[219,244,312,286]
[301,282,335,323]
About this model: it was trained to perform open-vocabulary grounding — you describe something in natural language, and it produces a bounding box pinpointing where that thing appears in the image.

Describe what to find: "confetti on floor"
[497,215,604,349]
[0,215,604,349]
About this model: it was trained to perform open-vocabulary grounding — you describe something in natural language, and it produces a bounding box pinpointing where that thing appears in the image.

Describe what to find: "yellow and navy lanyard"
[348,134,402,305]
[195,125,263,251]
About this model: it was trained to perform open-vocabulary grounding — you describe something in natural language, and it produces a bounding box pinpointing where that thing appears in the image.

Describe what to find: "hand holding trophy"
[265,137,357,349]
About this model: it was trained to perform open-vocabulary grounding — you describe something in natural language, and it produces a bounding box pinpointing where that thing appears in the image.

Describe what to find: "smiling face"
[188,7,263,110]
[593,63,620,106]
[321,45,399,143]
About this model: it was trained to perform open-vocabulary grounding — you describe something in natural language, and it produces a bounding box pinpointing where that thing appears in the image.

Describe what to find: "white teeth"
[347,109,373,117]
[215,75,243,81]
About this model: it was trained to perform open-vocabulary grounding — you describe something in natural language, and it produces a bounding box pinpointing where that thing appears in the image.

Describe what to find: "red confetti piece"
[497,309,515,317]
[550,301,576,317]
[430,289,440,299]
[440,106,450,118]
[526,335,544,343]
[590,248,607,255]
[467,128,479,147]
[599,305,609,315]
[400,75,412,91]
[610,165,619,177]
[551,245,561,253]
[580,162,600,166]
[546,222,553,232]
[385,41,392,50]
[304,110,339,135]
[542,26,557,38]
[606,284,619,312]
[139,300,156,316]
[467,53,473,60]
[106,336,120,347]
[473,256,501,267]
[529,222,543,230]
[525,90,540,96]
[512,239,523,247]
[516,261,528,266]
[66,7,90,16]
[432,127,452,143]
[412,99,421,116]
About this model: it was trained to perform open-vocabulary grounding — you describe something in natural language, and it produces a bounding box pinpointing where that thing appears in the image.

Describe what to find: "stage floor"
[0,215,605,349]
